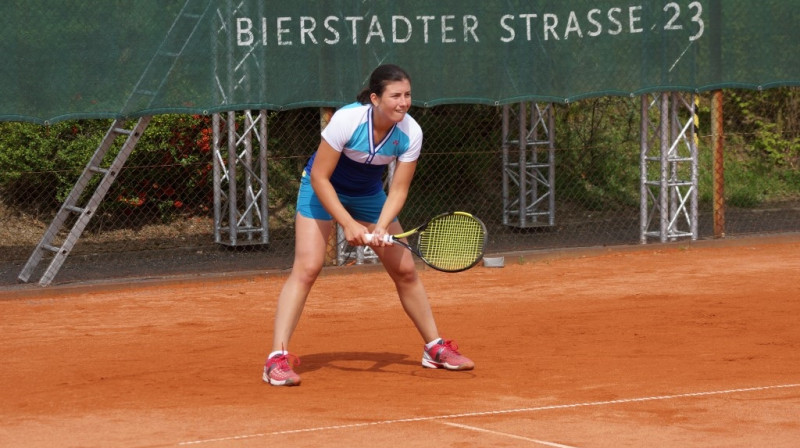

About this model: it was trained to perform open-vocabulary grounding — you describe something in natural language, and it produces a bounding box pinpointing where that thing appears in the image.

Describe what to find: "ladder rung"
[89,166,109,175]
[644,180,693,186]
[135,89,156,97]
[159,51,179,58]
[42,244,61,253]
[645,156,694,162]
[114,127,133,135]
[65,205,84,214]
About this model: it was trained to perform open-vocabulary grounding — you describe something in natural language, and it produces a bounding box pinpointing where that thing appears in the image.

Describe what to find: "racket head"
[413,211,487,272]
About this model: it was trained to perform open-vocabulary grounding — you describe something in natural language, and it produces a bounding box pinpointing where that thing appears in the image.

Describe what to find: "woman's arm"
[374,160,417,235]
[309,140,369,244]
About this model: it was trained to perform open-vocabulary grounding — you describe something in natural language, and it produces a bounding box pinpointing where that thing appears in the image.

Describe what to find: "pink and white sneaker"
[263,352,301,386]
[422,339,475,371]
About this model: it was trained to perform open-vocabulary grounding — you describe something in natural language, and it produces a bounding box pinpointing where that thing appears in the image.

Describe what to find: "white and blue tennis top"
[304,102,423,197]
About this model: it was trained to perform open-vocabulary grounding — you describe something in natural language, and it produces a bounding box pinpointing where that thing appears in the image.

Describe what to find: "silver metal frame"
[502,102,556,228]
[211,1,270,246]
[640,92,699,243]
[212,111,270,246]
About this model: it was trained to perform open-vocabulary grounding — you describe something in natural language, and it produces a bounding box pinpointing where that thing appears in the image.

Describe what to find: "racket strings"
[417,214,485,271]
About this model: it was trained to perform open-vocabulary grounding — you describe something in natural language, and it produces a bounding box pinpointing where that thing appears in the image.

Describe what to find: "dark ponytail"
[356,87,372,104]
[356,64,411,104]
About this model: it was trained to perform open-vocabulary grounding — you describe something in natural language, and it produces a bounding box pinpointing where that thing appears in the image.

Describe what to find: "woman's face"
[371,79,411,124]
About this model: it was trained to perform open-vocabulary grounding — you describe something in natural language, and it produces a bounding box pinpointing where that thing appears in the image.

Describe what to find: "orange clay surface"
[1,234,800,448]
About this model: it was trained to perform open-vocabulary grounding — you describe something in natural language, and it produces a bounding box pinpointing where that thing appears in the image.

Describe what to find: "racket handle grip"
[364,233,393,243]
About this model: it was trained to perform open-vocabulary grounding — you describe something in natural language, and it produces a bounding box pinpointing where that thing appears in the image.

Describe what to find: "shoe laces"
[442,339,460,355]
[268,352,301,371]
[438,339,461,354]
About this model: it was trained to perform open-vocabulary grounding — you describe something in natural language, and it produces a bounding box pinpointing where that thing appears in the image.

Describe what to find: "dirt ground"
[1,234,799,448]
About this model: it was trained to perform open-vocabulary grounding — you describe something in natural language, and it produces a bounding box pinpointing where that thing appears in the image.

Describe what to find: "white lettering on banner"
[345,17,363,45]
[629,6,643,33]
[442,15,455,43]
[565,12,583,39]
[608,8,623,35]
[464,16,480,42]
[237,18,253,46]
[499,15,515,42]
[417,15,434,43]
[234,2,705,47]
[324,17,340,44]
[519,14,537,41]
[277,17,291,45]
[366,16,385,44]
[543,14,558,41]
[587,9,602,36]
[393,16,412,43]
[300,17,317,45]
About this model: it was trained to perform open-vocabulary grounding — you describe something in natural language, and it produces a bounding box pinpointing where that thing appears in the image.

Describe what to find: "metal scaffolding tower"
[211,0,269,246]
[502,102,556,228]
[212,111,269,246]
[640,92,699,243]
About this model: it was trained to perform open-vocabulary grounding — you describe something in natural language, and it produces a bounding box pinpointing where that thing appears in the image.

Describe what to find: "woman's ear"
[370,92,379,107]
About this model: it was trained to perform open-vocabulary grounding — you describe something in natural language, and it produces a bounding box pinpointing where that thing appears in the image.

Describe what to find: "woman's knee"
[291,258,324,284]
[386,259,419,285]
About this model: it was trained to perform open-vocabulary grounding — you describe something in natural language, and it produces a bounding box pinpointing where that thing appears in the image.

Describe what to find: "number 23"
[664,1,704,41]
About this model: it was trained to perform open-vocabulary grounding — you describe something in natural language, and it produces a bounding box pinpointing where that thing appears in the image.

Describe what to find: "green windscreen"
[1,0,798,124]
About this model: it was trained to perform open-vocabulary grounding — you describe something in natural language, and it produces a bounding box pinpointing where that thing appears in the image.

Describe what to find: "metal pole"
[669,93,680,239]
[712,90,725,238]
[501,105,510,226]
[530,104,539,223]
[690,95,699,240]
[212,113,222,243]
[259,109,269,244]
[227,110,238,245]
[640,95,648,244]
[518,102,527,227]
[547,104,556,226]
[244,112,254,240]
[659,93,669,243]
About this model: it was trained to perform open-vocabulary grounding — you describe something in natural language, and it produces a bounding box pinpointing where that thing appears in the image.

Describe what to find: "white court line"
[178,383,800,446]
[441,421,579,448]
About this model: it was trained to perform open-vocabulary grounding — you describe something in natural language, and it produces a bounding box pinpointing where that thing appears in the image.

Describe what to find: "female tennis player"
[263,64,474,386]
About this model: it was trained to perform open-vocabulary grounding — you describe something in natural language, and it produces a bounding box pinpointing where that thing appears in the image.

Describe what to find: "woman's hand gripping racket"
[366,211,487,273]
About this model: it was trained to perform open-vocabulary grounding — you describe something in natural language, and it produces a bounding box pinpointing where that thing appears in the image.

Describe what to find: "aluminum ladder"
[18,1,207,286]
[17,118,152,286]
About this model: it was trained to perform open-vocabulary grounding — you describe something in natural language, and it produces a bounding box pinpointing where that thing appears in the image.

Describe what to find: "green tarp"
[1,0,798,124]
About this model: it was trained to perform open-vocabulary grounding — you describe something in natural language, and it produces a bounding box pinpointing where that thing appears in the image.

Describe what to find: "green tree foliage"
[556,96,641,210]
[1,88,798,230]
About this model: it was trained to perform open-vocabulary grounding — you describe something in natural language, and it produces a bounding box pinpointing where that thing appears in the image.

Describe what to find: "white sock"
[425,338,443,349]
[268,350,287,359]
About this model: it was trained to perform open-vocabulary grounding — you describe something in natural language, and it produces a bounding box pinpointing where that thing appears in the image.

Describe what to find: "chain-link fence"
[1,88,798,286]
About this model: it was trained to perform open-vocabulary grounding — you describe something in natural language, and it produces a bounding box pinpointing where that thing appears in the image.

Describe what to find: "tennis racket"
[365,211,487,273]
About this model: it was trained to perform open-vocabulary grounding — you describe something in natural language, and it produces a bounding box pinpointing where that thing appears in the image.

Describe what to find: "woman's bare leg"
[271,215,332,352]
[371,220,439,343]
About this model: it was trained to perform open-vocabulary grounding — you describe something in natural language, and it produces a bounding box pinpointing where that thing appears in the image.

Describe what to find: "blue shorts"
[296,173,387,223]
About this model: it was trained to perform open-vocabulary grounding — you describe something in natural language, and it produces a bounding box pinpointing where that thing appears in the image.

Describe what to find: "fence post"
[711,90,726,238]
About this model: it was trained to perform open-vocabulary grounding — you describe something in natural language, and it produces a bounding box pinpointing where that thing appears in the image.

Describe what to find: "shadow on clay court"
[296,351,419,374]
[296,351,478,381]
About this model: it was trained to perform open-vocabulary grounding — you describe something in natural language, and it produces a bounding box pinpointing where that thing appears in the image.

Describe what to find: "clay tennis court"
[2,234,799,447]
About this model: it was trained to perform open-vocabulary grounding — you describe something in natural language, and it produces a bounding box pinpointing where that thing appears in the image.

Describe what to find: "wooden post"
[711,90,725,238]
